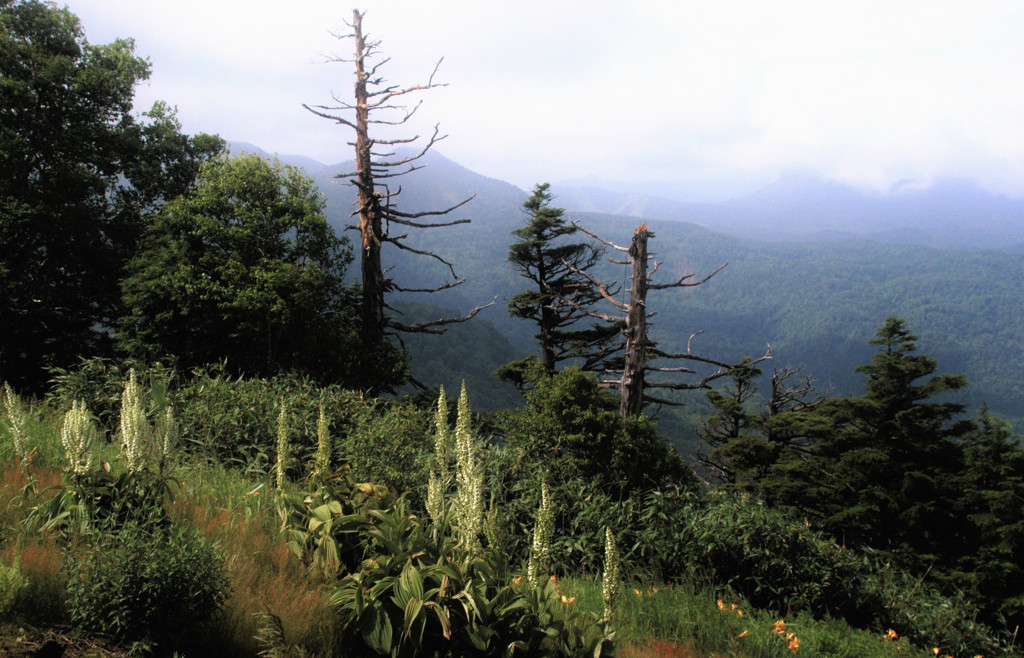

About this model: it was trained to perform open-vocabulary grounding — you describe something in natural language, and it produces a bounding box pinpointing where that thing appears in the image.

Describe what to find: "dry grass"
[171,492,342,655]
[619,639,695,657]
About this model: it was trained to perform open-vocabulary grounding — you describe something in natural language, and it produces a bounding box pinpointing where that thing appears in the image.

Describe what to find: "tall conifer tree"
[765,317,972,568]
[500,183,619,385]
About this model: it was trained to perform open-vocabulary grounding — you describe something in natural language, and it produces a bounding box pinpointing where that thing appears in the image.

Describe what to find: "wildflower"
[933,650,940,656]
[717,599,726,611]
[788,634,800,653]
[773,619,787,635]
[634,588,643,597]
[884,629,899,641]
[602,527,620,623]
[121,369,150,473]
[648,587,659,594]
[275,402,289,489]
[252,490,260,497]
[3,382,28,460]
[738,630,749,638]
[454,383,484,556]
[560,594,576,604]
[550,574,558,584]
[62,399,96,474]
[312,400,331,482]
[528,481,553,585]
[512,575,523,586]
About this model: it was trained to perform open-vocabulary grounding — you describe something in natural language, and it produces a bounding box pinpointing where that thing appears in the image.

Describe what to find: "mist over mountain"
[230,144,1024,438]
[226,141,328,174]
[552,173,1024,252]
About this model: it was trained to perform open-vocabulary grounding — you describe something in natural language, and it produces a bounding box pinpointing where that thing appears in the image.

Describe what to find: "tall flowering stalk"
[426,470,445,523]
[602,527,620,623]
[453,383,483,555]
[120,369,150,473]
[312,400,331,483]
[426,386,450,522]
[61,400,96,475]
[527,480,553,586]
[155,406,177,472]
[275,402,289,490]
[2,383,28,462]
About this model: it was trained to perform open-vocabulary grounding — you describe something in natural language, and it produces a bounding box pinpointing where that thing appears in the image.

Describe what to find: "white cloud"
[64,0,1024,197]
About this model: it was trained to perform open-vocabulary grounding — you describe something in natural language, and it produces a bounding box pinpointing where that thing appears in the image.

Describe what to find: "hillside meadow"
[0,368,1014,657]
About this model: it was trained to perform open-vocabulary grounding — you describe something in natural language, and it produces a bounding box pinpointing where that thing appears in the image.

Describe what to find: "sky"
[64,0,1024,201]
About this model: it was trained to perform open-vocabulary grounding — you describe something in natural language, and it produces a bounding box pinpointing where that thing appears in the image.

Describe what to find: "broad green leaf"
[402,597,423,638]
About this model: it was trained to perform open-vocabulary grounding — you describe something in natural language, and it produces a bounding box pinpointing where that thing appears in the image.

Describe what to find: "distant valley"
[231,141,1024,253]
[228,142,1024,443]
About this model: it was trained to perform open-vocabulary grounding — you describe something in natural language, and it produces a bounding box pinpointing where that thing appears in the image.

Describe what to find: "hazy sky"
[65,1,1024,201]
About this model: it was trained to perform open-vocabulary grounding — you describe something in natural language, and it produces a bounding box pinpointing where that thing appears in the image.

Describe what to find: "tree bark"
[620,228,652,417]
[351,9,387,350]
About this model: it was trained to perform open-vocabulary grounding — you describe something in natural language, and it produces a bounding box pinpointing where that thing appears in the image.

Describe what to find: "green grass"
[556,577,937,657]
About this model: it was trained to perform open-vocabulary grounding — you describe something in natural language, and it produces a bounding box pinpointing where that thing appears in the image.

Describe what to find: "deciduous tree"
[0,0,222,391]
[119,154,402,389]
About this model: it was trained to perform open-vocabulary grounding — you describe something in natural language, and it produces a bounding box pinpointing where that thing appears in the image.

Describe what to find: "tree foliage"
[497,367,694,492]
[697,361,829,491]
[501,183,620,382]
[764,318,972,563]
[951,405,1024,623]
[119,153,404,389]
[0,0,222,391]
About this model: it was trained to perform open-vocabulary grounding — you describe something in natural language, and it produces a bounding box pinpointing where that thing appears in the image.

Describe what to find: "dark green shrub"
[677,491,859,616]
[853,555,1004,658]
[174,366,365,470]
[497,368,695,493]
[482,469,695,583]
[64,522,230,652]
[336,399,432,502]
[0,557,27,620]
[47,358,175,434]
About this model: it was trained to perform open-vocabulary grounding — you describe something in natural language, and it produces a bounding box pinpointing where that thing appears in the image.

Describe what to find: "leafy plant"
[277,466,395,579]
[0,557,27,619]
[64,521,230,651]
[330,501,614,657]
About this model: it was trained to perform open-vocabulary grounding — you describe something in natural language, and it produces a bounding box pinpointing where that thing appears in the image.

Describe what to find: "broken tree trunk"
[620,227,652,418]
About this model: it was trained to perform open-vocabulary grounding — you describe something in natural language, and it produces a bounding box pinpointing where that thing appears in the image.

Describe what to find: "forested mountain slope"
[297,149,1023,433]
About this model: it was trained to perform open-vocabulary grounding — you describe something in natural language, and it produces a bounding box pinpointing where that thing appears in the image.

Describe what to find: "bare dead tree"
[566,223,771,418]
[691,362,831,491]
[303,9,492,354]
[762,365,831,449]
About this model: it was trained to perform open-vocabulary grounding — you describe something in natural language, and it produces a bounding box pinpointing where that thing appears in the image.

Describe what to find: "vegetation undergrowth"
[0,369,1020,656]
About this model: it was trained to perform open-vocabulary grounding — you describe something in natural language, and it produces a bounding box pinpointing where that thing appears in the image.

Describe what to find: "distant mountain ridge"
[228,139,1024,253]
[223,142,1024,438]
[226,141,329,174]
[551,173,1024,252]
